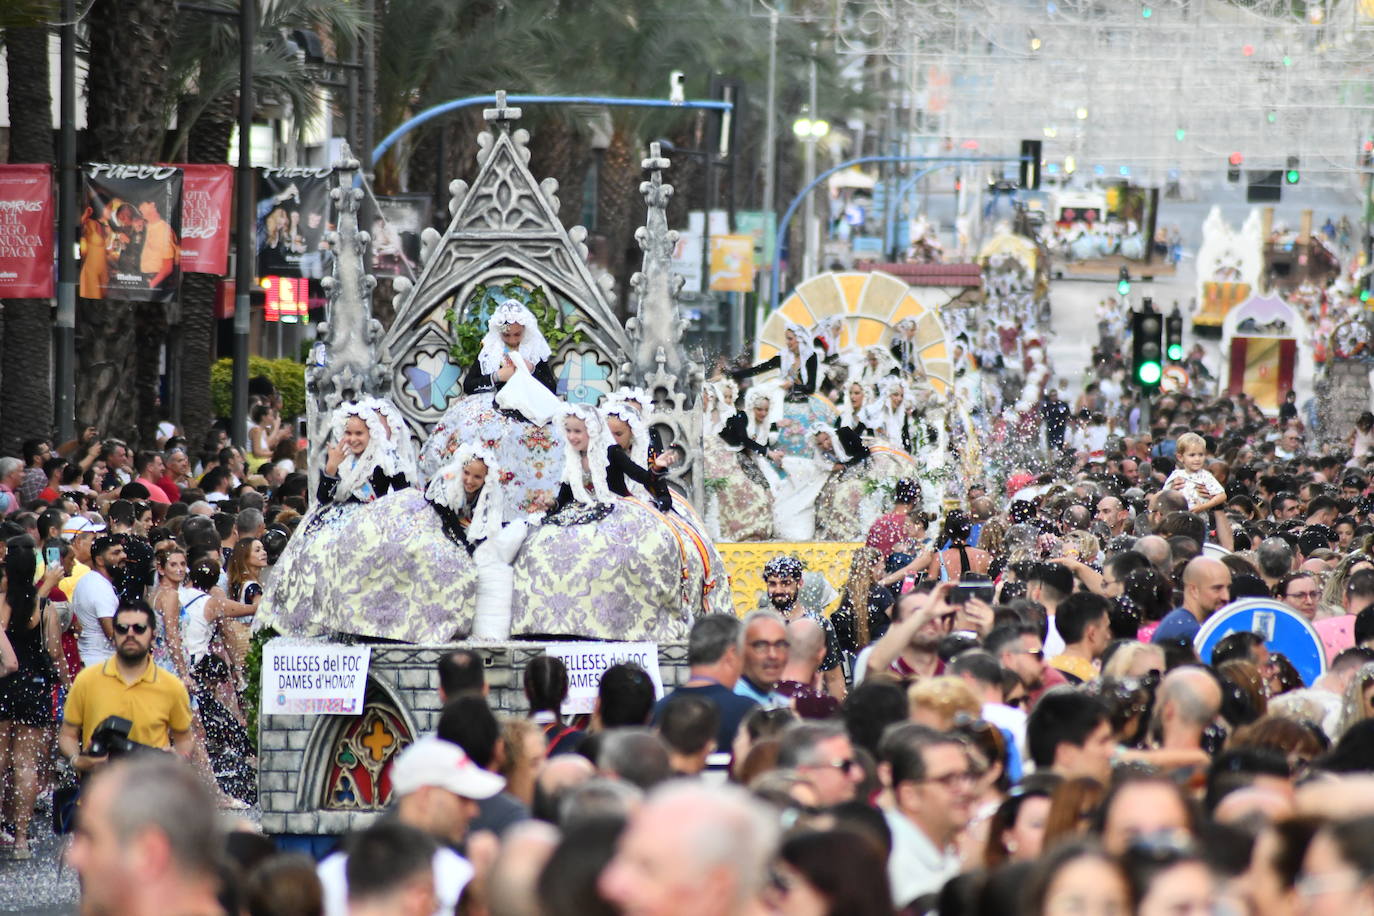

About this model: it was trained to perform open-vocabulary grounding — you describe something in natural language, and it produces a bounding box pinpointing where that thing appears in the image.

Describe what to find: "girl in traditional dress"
[516,404,727,639]
[602,399,675,513]
[262,396,416,631]
[316,396,415,506]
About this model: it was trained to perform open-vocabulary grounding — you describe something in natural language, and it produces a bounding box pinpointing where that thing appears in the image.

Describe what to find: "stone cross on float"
[483,90,523,129]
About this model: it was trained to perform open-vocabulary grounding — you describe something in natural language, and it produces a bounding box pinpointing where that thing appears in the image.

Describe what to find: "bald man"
[1152,666,1222,754]
[1134,534,1172,576]
[775,617,840,718]
[1152,556,1232,644]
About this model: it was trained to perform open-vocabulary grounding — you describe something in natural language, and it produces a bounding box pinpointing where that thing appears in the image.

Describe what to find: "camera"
[86,716,148,759]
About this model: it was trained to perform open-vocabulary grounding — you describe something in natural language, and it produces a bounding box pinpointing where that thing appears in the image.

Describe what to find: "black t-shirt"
[652,683,758,753]
[113,534,154,605]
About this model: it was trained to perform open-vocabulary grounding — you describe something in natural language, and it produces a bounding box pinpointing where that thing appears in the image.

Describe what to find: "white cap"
[61,516,107,541]
[391,736,504,801]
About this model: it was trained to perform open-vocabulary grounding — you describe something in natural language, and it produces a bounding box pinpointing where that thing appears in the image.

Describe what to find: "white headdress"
[558,403,614,505]
[328,397,418,502]
[779,319,816,379]
[744,382,784,444]
[600,400,653,503]
[425,444,504,543]
[476,298,553,376]
[808,424,853,463]
[813,316,844,354]
[703,379,738,435]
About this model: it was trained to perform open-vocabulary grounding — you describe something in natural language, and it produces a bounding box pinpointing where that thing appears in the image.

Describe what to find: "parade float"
[254,94,976,841]
[1218,290,1313,411]
[1193,206,1263,332]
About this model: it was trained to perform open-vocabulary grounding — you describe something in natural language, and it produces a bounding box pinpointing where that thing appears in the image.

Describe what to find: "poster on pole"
[255,166,335,279]
[80,164,183,302]
[367,194,430,278]
[709,235,756,292]
[540,642,663,715]
[175,164,233,275]
[0,164,53,298]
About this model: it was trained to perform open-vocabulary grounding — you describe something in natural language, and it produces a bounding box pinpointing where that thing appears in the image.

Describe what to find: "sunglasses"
[113,622,149,635]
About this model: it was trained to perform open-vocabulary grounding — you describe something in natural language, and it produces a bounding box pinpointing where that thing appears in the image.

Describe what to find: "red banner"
[0,165,54,298]
[175,163,233,275]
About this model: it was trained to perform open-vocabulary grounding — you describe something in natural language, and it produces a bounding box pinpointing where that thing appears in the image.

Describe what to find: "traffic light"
[1132,304,1163,392]
[1166,307,1184,361]
[1286,155,1300,185]
[1020,139,1043,190]
[1228,152,1243,182]
[1117,267,1131,296]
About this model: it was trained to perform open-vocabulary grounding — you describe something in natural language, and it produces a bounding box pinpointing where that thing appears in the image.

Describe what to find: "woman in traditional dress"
[702,380,773,541]
[422,298,564,516]
[461,299,558,401]
[891,317,926,378]
[731,321,819,401]
[837,381,873,434]
[861,377,916,451]
[730,322,838,456]
[856,345,899,391]
[514,404,729,640]
[261,396,416,631]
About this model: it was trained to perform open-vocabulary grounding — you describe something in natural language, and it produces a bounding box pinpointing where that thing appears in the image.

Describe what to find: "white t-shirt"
[317,846,473,916]
[72,572,119,666]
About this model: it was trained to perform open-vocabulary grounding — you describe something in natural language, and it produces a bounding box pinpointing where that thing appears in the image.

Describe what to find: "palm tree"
[1,22,55,452]
[161,0,365,448]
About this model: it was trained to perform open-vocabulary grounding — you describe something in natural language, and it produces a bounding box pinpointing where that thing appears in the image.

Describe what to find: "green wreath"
[443,279,583,366]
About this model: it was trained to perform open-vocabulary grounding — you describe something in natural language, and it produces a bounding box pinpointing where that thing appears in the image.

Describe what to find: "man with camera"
[59,600,193,774]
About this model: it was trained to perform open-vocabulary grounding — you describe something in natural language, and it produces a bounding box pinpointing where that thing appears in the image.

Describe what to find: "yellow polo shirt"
[62,656,192,749]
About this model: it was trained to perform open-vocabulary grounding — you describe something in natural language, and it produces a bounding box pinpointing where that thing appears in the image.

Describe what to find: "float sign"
[262,640,371,715]
[1194,598,1327,686]
[542,642,663,715]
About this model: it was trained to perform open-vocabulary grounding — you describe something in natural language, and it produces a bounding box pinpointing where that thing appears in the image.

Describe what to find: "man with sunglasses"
[59,600,194,775]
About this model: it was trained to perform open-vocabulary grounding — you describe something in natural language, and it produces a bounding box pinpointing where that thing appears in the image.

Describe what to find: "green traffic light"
[1285,169,1300,184]
[1167,344,1183,360]
[1363,289,1372,303]
[1118,280,1131,295]
[1138,362,1162,385]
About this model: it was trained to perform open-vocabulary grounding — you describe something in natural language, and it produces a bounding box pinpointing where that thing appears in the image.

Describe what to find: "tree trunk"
[1,26,55,452]
[178,274,217,450]
[77,0,179,445]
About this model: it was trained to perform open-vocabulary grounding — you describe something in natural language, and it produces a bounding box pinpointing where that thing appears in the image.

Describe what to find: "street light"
[792,117,830,140]
[793,86,829,278]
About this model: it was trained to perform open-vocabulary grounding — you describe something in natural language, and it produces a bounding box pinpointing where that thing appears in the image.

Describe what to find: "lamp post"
[792,105,830,280]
